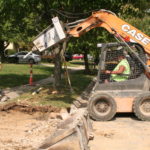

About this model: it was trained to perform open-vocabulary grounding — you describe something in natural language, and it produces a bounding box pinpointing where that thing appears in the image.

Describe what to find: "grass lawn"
[13,70,94,108]
[1,63,95,108]
[64,60,84,67]
[0,64,53,88]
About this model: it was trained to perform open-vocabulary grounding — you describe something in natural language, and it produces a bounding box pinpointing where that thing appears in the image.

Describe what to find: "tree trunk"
[53,45,62,90]
[0,40,6,62]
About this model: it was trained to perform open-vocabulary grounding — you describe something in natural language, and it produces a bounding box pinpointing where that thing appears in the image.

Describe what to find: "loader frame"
[87,42,150,121]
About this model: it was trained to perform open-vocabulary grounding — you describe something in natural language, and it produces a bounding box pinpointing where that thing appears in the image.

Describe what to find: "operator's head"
[117,49,125,61]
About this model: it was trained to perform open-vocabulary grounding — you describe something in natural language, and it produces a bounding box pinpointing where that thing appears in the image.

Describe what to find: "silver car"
[8,51,41,64]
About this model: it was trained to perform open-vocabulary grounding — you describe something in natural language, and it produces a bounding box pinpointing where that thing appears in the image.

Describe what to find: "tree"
[0,0,149,89]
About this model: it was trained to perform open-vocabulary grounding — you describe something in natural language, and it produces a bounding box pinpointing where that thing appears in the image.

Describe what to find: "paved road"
[90,113,150,150]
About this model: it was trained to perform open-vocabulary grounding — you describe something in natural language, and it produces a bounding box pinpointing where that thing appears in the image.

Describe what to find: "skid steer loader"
[37,41,150,150]
[74,42,150,121]
[33,9,150,150]
[37,42,150,150]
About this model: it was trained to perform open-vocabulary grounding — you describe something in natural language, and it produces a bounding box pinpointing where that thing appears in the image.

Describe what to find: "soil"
[1,70,150,150]
[0,103,62,150]
[90,113,150,150]
[0,102,60,113]
[0,104,150,150]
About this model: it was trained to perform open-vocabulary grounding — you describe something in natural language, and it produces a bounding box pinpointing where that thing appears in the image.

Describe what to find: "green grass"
[43,70,94,107]
[69,70,93,94]
[1,64,95,108]
[0,64,53,88]
[64,60,84,67]
[13,70,94,108]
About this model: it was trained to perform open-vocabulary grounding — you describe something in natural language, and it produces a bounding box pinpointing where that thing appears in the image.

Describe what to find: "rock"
[49,112,59,119]
[59,108,69,120]
[51,90,58,94]
[59,113,69,120]
[49,111,69,120]
[32,87,43,95]
[0,90,4,98]
[1,96,9,102]
[70,104,78,114]
[6,92,19,99]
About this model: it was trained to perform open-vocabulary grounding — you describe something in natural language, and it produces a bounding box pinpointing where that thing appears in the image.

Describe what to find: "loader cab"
[87,42,150,121]
[94,42,149,91]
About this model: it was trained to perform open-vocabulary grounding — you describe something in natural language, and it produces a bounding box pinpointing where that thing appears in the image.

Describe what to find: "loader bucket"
[38,108,93,150]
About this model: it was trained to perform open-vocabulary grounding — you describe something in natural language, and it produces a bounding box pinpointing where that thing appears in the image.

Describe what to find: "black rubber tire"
[28,59,34,64]
[133,93,150,121]
[88,93,117,121]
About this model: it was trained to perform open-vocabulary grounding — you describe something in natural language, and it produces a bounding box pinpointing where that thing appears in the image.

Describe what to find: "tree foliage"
[0,0,149,62]
[0,0,149,48]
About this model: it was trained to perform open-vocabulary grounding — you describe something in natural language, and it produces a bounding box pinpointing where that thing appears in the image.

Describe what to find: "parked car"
[72,54,84,60]
[8,51,41,64]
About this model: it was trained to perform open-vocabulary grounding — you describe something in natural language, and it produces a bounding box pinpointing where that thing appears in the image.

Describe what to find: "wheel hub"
[140,99,150,114]
[95,100,110,113]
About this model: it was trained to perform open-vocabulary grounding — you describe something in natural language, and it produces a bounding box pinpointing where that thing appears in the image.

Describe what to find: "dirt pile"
[0,103,62,150]
[0,102,60,113]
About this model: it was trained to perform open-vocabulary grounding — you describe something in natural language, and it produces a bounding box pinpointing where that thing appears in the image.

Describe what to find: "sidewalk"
[41,63,85,71]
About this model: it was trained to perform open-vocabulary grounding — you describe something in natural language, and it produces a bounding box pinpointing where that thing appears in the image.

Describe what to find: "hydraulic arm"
[68,10,150,54]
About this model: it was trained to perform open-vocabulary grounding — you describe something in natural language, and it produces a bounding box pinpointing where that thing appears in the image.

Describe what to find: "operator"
[105,50,131,83]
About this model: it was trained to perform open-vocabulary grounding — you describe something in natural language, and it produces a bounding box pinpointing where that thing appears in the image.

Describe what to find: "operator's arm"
[105,65,125,74]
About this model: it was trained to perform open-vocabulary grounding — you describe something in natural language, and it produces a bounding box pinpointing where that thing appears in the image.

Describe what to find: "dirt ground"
[90,113,150,150]
[0,104,61,150]
[0,104,150,150]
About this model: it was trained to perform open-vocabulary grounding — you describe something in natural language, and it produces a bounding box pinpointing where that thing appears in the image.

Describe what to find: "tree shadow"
[70,61,84,65]
[33,65,54,72]
[45,94,76,107]
[0,74,51,88]
[65,70,93,95]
